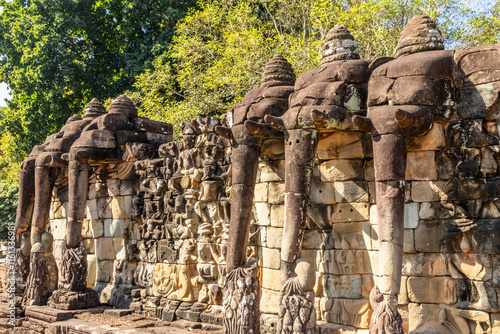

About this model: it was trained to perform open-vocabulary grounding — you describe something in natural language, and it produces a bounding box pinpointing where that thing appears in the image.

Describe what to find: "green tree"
[131,0,499,131]
[0,0,196,231]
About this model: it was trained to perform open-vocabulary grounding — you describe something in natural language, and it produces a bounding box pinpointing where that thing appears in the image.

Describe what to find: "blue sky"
[0,83,8,107]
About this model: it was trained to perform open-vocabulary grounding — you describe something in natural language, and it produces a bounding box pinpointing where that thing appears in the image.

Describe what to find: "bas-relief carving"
[132,116,233,311]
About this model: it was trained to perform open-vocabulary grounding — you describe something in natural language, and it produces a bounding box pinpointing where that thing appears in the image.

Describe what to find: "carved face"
[485,120,499,137]
[183,135,195,149]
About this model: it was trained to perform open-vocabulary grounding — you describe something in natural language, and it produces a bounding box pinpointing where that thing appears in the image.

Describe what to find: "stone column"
[218,54,295,334]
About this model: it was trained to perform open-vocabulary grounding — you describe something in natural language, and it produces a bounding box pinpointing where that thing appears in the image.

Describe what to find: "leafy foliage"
[0,0,196,230]
[131,0,500,133]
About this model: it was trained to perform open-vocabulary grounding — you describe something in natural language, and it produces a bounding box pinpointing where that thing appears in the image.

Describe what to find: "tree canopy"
[129,0,500,133]
[0,0,196,231]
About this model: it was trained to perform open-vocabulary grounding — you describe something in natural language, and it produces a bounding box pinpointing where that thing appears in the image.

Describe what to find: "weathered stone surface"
[408,303,491,334]
[411,181,453,202]
[266,227,283,249]
[262,247,280,270]
[95,238,115,260]
[320,250,373,275]
[320,298,372,329]
[317,132,365,159]
[402,253,448,276]
[414,220,447,252]
[406,151,437,180]
[259,161,285,182]
[307,205,333,230]
[407,277,457,304]
[407,123,446,151]
[270,205,284,227]
[310,181,336,205]
[457,81,500,119]
[260,288,280,315]
[255,202,270,226]
[268,182,285,204]
[254,182,268,202]
[449,253,492,282]
[331,203,370,222]
[331,221,372,250]
[318,322,358,334]
[319,159,364,181]
[404,229,416,253]
[334,181,368,203]
[419,201,466,220]
[262,268,281,291]
[323,274,373,299]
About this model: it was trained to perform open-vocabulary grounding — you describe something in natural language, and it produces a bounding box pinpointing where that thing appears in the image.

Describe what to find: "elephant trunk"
[66,158,89,248]
[225,140,260,273]
[15,158,36,242]
[31,165,56,247]
[281,129,319,277]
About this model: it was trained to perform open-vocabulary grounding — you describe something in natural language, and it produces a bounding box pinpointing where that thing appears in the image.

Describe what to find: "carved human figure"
[263,26,370,334]
[216,54,295,334]
[354,15,450,333]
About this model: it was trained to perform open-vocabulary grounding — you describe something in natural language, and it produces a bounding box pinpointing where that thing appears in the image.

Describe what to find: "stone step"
[25,305,74,323]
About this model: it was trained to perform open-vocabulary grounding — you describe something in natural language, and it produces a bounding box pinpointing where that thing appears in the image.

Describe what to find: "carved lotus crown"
[321,24,360,65]
[83,98,107,118]
[109,95,138,117]
[396,15,445,58]
[260,54,296,87]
